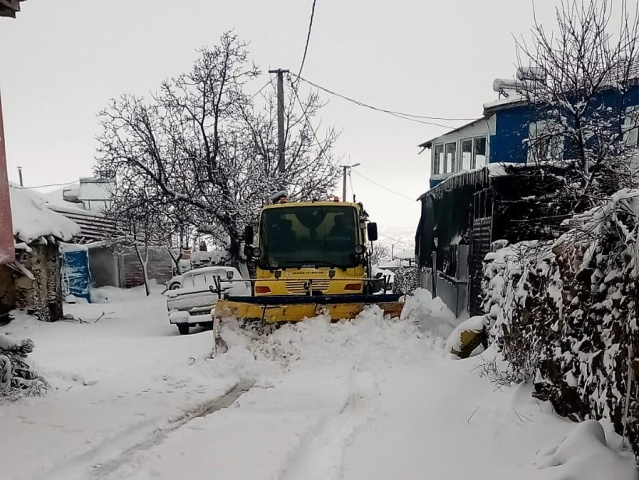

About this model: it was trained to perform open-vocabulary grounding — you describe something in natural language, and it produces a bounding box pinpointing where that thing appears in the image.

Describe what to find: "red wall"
[0,93,14,265]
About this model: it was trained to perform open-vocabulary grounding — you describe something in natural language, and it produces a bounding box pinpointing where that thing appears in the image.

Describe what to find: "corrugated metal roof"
[47,205,118,243]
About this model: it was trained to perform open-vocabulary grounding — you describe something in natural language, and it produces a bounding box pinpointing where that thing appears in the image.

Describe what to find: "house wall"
[15,244,63,321]
[489,85,639,165]
[0,264,15,315]
[119,246,174,289]
[88,244,119,287]
[491,105,534,163]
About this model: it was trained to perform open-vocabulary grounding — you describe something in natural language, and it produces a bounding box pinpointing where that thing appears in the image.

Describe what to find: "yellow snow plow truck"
[213,195,404,330]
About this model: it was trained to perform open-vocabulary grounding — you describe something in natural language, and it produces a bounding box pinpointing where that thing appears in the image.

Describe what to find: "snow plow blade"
[213,293,404,323]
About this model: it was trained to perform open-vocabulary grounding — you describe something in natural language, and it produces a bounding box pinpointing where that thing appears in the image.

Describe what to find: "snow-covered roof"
[418,116,489,149]
[43,183,82,210]
[482,94,527,113]
[10,187,80,244]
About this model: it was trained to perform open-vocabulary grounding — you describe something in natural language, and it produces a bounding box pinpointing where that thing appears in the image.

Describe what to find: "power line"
[291,73,477,127]
[297,0,318,81]
[352,169,417,202]
[250,79,274,99]
[22,180,78,189]
[288,76,325,156]
[378,232,410,245]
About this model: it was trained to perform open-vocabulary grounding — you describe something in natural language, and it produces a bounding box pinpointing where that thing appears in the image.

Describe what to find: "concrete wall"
[88,244,119,287]
[419,267,467,317]
[118,246,174,289]
[88,243,174,289]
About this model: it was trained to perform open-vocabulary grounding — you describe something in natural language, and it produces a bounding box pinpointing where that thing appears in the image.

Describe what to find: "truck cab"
[246,199,379,297]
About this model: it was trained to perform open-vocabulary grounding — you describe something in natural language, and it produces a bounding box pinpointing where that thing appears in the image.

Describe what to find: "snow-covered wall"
[482,192,639,459]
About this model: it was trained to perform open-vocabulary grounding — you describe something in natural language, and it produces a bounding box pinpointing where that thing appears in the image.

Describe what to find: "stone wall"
[15,244,63,321]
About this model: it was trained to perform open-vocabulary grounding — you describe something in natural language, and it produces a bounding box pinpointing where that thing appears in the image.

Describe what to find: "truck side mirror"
[367,222,378,242]
[244,225,254,245]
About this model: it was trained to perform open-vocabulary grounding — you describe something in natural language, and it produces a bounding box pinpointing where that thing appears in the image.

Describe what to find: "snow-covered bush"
[392,266,418,295]
[482,189,639,458]
[0,334,48,400]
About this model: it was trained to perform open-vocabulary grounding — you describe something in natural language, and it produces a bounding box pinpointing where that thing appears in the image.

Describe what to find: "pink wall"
[0,93,15,264]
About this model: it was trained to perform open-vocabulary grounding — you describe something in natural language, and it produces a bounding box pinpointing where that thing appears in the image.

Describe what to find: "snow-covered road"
[0,287,636,480]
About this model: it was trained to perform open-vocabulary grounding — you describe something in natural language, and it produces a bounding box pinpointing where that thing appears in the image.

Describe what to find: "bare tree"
[104,178,178,295]
[369,244,390,265]
[515,0,639,211]
[95,32,340,265]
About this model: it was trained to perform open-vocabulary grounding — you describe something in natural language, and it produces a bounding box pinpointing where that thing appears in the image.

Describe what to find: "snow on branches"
[0,334,47,401]
[95,32,340,264]
[516,0,639,210]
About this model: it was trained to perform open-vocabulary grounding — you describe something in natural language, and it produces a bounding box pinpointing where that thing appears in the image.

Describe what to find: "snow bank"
[215,305,444,381]
[400,288,457,338]
[527,420,637,480]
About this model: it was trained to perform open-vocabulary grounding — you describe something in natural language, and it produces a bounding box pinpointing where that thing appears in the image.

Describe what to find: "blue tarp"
[61,248,91,302]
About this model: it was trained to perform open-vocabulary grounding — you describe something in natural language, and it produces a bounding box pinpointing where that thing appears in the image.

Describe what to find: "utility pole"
[17,166,23,187]
[341,163,360,201]
[268,68,289,174]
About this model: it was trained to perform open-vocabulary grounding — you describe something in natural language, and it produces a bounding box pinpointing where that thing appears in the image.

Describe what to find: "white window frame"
[444,141,456,174]
[432,144,444,175]
[460,138,473,171]
[473,136,488,169]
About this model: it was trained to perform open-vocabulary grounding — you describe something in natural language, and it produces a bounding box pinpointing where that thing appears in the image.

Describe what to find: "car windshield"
[258,205,360,269]
[181,269,235,289]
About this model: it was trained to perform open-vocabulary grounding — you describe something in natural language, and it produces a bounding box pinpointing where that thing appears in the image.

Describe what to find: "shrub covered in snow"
[392,265,418,295]
[482,189,639,459]
[0,334,47,400]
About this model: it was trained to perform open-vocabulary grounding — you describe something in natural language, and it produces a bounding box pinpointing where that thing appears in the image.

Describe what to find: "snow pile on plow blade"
[214,294,404,323]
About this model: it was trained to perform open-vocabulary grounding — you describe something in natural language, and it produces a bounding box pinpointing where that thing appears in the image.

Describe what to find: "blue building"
[420,76,639,190]
[415,73,639,316]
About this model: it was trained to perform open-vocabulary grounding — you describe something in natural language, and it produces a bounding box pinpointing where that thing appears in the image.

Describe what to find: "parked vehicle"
[165,274,183,291]
[165,266,249,335]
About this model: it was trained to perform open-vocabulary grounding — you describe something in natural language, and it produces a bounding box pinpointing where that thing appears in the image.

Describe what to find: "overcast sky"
[1,1,569,238]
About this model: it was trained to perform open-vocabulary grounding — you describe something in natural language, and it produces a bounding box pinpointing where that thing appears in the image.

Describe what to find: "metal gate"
[468,188,492,316]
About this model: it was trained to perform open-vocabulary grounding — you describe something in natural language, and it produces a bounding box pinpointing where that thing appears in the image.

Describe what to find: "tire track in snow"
[278,370,377,480]
[91,379,255,479]
[34,380,255,480]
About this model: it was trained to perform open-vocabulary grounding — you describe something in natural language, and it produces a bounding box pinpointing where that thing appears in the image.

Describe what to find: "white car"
[165,266,250,335]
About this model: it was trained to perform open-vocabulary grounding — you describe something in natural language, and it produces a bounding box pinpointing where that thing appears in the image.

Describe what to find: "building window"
[461,139,473,170]
[527,120,563,163]
[473,137,487,168]
[433,144,444,175]
[445,142,456,173]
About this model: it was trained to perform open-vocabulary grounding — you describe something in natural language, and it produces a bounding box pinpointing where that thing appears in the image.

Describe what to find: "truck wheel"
[177,323,190,335]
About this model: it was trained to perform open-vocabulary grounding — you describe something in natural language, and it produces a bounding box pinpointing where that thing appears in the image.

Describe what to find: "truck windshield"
[258,205,360,269]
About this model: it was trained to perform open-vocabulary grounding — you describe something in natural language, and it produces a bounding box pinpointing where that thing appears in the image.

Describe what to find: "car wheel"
[177,323,190,335]
[169,282,181,290]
